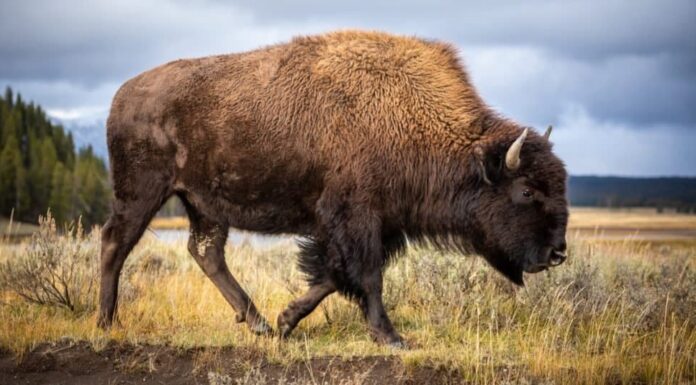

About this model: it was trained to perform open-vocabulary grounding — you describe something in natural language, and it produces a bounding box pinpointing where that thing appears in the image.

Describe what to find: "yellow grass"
[1,211,695,384]
[150,216,190,230]
[150,207,696,232]
[0,217,39,238]
[569,207,696,230]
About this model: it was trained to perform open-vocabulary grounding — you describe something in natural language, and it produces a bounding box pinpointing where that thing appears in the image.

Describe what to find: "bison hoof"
[276,313,296,339]
[97,315,122,330]
[372,331,408,349]
[97,317,111,330]
[387,339,408,350]
[249,318,273,336]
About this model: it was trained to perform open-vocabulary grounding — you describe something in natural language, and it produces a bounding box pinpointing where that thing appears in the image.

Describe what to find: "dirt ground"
[0,340,461,385]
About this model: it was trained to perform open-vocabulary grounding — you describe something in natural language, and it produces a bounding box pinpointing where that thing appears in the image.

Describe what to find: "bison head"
[470,126,568,285]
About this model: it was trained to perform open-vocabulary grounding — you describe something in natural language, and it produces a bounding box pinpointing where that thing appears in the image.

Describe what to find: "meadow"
[0,209,695,384]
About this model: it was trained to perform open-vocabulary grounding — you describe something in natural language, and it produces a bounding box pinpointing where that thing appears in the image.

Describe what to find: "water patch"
[150,229,296,249]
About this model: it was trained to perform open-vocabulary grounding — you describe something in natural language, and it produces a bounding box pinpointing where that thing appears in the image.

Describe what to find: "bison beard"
[98,30,568,348]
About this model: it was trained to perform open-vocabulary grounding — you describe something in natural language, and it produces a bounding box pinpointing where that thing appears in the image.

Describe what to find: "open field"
[151,207,696,241]
[569,208,696,230]
[1,209,695,384]
[7,207,695,241]
[0,218,39,241]
[568,208,696,241]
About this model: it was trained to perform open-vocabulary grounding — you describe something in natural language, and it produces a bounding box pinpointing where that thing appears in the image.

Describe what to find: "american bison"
[98,30,568,347]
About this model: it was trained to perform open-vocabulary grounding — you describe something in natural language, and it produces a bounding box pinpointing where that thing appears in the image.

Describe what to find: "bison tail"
[296,237,330,287]
[296,232,409,301]
[296,236,366,300]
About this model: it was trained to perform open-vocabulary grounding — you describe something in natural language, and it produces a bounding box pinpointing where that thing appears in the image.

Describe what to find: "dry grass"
[0,216,40,239]
[149,208,696,232]
[0,214,99,313]
[150,216,190,230]
[569,207,696,230]
[1,213,695,384]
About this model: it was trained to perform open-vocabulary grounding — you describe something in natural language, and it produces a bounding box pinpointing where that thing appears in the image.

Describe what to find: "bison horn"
[544,125,552,140]
[505,128,528,171]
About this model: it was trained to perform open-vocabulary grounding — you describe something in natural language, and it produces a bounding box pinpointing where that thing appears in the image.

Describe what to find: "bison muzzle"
[98,30,569,348]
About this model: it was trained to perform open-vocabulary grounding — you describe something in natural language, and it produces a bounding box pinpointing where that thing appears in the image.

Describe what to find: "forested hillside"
[0,88,110,227]
[569,176,696,211]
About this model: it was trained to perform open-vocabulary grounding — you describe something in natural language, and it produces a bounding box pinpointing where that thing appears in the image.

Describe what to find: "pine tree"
[62,167,75,221]
[15,156,29,218]
[48,162,70,223]
[38,137,58,209]
[0,103,6,150]
[65,132,75,169]
[26,132,46,219]
[0,133,25,216]
[74,147,110,228]
[1,108,16,146]
[4,87,13,109]
[0,87,111,225]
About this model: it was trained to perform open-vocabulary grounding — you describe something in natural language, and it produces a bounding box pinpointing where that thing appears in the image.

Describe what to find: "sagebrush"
[0,213,99,313]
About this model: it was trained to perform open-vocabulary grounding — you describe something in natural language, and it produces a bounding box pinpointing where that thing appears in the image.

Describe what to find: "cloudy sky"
[1,0,694,176]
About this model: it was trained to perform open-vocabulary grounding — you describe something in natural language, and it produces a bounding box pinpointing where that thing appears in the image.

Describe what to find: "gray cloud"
[3,0,694,79]
[1,0,694,175]
[552,105,696,176]
[234,0,696,58]
[464,46,696,127]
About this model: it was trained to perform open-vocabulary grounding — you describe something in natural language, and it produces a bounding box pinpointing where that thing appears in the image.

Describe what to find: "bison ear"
[473,146,504,185]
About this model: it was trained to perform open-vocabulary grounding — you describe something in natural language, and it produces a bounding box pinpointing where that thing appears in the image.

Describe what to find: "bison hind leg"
[98,179,172,329]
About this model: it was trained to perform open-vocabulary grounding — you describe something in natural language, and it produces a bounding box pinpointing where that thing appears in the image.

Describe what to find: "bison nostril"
[549,250,567,266]
[553,240,567,253]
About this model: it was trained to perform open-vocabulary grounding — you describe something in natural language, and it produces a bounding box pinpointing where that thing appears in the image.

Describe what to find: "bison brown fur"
[98,30,569,347]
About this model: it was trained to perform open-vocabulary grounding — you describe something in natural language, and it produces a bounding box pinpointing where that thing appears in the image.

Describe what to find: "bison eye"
[522,188,533,198]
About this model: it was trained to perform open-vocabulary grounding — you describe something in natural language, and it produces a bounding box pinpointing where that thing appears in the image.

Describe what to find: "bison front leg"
[322,205,405,347]
[187,216,272,336]
[357,265,405,348]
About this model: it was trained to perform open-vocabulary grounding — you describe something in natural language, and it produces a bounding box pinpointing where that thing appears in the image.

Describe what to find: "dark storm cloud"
[464,46,696,127]
[0,1,261,84]
[1,0,694,175]
[3,0,695,75]
[232,0,696,59]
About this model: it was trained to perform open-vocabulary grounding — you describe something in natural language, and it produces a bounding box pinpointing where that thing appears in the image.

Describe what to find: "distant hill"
[569,176,696,211]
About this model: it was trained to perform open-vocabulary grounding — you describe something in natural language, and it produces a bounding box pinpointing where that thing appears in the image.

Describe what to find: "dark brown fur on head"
[465,118,568,284]
[378,112,569,286]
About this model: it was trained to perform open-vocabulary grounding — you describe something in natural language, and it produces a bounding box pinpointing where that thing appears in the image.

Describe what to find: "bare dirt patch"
[0,340,459,385]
